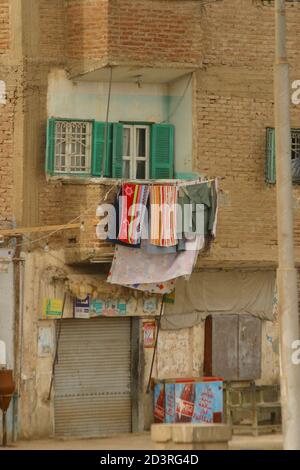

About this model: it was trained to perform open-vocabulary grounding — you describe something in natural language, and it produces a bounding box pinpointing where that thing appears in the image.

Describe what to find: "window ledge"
[46,175,190,185]
[46,175,121,186]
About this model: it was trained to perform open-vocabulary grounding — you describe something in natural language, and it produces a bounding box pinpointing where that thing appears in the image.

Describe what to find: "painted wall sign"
[159,380,223,424]
[74,297,127,318]
[42,298,63,319]
[143,321,156,348]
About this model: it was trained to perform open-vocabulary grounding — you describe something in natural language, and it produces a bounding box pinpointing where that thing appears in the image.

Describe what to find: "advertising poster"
[74,297,127,318]
[42,298,63,319]
[143,321,156,348]
[74,296,90,319]
[174,381,223,423]
[153,383,165,423]
[165,383,175,423]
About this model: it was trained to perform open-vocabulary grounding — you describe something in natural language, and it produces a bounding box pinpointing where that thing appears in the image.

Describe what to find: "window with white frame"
[54,120,92,173]
[122,125,150,179]
[46,118,174,179]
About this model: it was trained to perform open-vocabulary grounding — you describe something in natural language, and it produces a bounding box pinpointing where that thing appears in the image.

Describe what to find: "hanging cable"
[10,183,116,249]
[160,73,193,124]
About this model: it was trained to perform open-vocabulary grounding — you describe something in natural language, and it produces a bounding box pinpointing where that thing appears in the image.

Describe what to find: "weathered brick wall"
[0,0,10,53]
[194,0,300,264]
[65,0,109,60]
[0,71,14,223]
[108,0,203,65]
[39,0,65,61]
[64,0,202,66]
[201,0,300,70]
[0,1,15,225]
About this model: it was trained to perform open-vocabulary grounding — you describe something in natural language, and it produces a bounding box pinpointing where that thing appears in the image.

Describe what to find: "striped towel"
[118,183,149,245]
[150,185,178,247]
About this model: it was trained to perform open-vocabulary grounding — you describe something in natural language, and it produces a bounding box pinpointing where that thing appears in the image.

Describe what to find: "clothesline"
[102,176,224,188]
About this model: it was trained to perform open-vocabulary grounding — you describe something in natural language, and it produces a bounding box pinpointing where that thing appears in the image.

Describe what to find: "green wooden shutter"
[266,127,276,184]
[92,121,112,177]
[150,124,174,179]
[112,123,124,178]
[46,118,56,175]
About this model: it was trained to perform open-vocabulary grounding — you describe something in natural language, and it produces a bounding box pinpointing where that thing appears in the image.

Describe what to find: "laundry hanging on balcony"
[106,178,219,292]
[150,185,178,247]
[107,236,204,292]
[117,182,149,245]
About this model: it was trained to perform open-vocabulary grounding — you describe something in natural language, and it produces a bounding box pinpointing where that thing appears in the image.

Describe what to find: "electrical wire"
[160,73,193,124]
[11,184,116,249]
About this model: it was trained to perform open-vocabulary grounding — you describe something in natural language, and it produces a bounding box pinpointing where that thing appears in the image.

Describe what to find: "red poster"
[143,321,156,348]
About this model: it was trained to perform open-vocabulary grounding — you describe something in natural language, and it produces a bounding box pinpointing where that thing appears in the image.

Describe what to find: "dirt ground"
[0,432,283,451]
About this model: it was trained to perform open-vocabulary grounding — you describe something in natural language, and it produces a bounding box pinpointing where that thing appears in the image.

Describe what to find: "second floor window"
[122,125,150,179]
[46,119,174,180]
[54,121,92,173]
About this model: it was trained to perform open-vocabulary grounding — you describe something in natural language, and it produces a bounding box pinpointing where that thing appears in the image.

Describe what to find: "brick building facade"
[1,0,300,439]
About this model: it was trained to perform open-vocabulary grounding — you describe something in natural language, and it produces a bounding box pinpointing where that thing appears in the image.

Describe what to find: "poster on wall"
[143,321,156,348]
[153,383,165,423]
[74,297,127,318]
[74,296,90,319]
[42,298,63,319]
[90,299,127,317]
[161,380,223,424]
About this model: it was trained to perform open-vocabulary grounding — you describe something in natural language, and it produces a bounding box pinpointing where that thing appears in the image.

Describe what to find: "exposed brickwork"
[108,0,202,65]
[201,0,300,70]
[0,68,21,225]
[39,0,65,61]
[0,0,10,53]
[65,0,109,60]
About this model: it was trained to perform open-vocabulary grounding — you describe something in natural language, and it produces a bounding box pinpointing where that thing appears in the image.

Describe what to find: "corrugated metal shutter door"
[54,318,132,437]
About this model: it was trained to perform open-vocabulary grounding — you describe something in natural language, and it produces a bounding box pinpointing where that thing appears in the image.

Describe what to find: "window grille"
[266,128,300,183]
[54,121,92,173]
[291,129,300,181]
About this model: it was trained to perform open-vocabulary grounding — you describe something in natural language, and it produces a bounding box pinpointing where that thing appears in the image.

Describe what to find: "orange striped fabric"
[150,185,178,247]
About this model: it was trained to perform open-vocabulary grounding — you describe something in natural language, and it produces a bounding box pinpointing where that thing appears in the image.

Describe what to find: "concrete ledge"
[151,424,172,443]
[151,423,232,450]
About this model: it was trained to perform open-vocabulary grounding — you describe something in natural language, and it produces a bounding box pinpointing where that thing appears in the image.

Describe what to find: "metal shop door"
[54,318,132,437]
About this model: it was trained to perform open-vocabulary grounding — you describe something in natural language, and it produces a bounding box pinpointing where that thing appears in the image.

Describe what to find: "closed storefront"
[54,317,132,437]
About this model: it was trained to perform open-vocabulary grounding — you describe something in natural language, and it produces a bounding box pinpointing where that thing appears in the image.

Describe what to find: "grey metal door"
[238,315,261,380]
[54,318,132,437]
[211,314,239,380]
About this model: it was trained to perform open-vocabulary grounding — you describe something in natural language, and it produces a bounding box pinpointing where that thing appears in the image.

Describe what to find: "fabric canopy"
[161,270,276,330]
